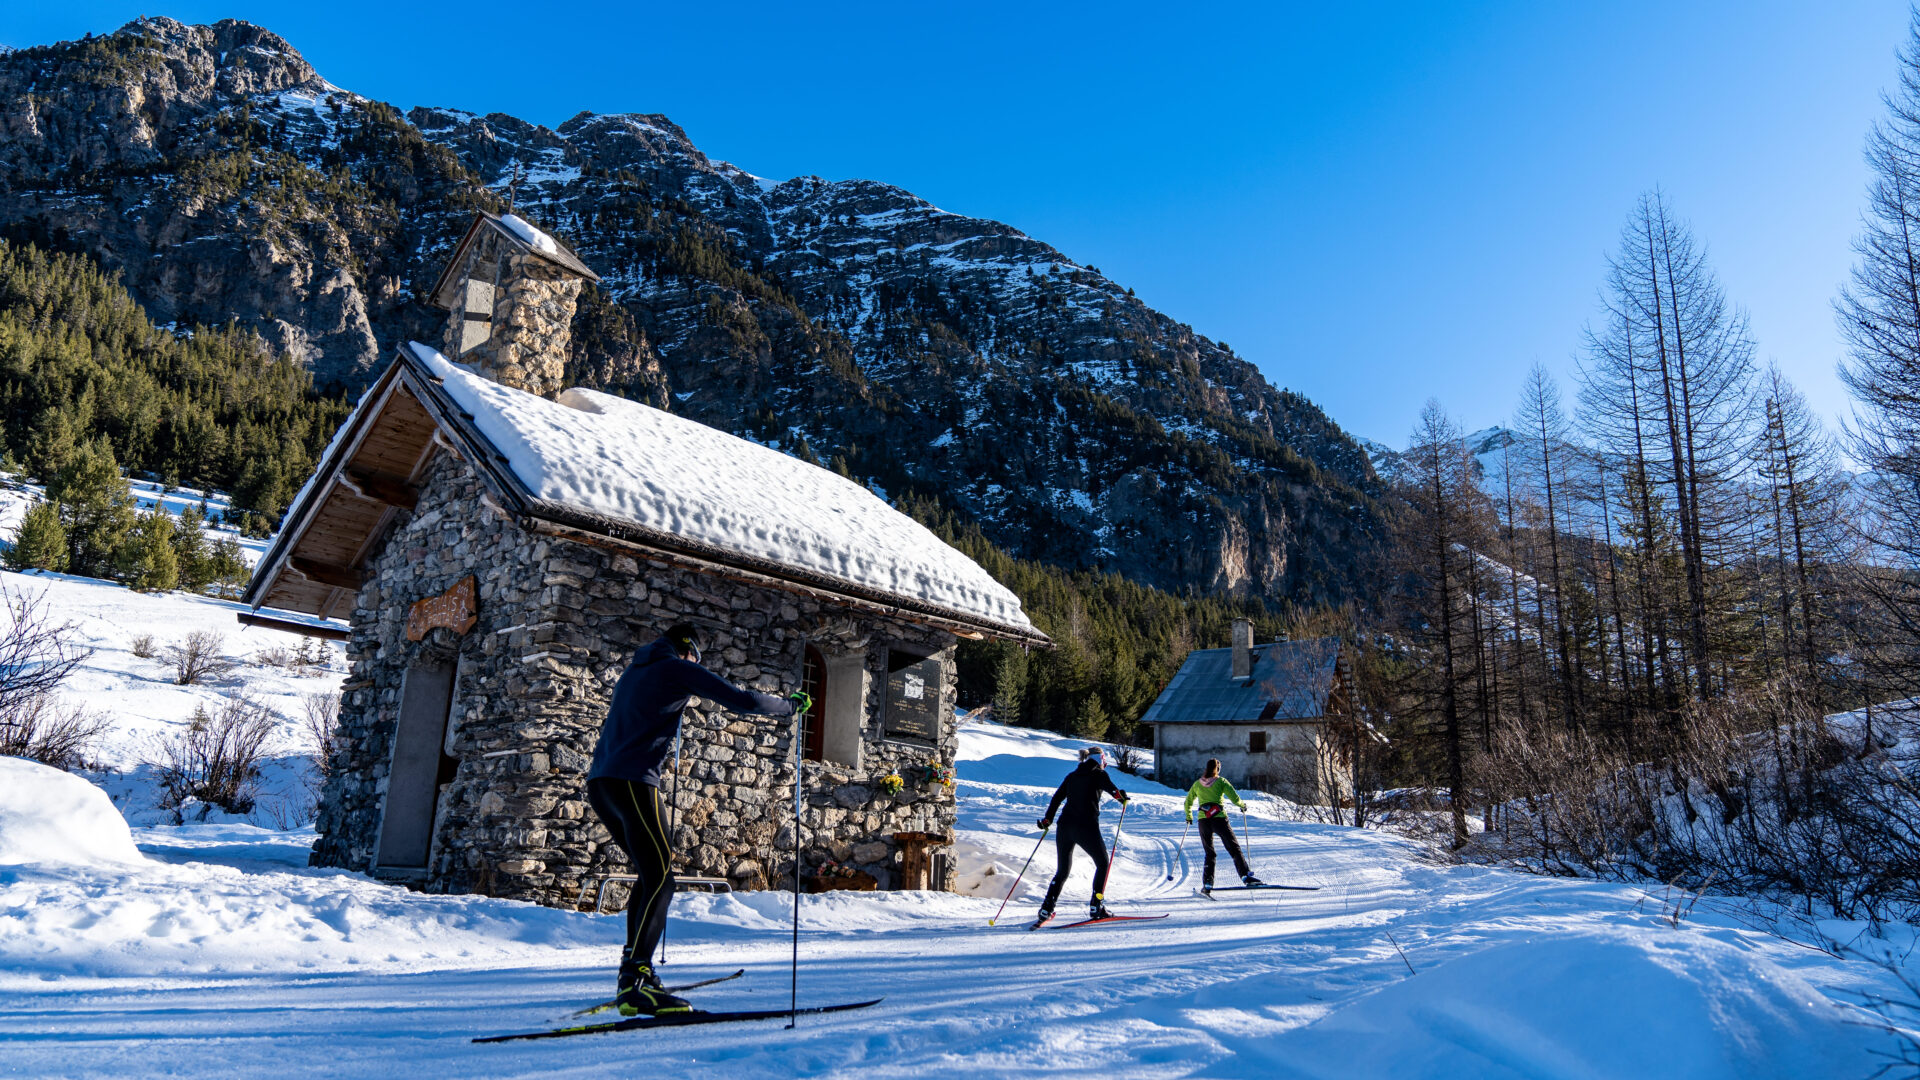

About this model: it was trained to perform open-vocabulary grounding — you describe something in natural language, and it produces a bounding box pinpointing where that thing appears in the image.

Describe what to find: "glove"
[1037,817,1053,831]
[788,690,813,715]
[1116,791,1129,803]
[1186,812,1194,824]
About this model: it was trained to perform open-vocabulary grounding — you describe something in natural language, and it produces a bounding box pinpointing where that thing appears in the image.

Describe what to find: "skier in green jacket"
[1184,758,1264,894]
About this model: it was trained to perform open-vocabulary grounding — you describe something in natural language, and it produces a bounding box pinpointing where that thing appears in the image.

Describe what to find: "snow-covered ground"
[0,569,345,826]
[0,574,1908,1077]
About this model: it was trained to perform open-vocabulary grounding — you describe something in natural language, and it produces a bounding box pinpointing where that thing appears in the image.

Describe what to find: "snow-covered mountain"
[0,17,1382,605]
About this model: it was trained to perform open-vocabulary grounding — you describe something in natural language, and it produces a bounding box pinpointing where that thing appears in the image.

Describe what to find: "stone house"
[1141,621,1355,804]
[241,213,1047,907]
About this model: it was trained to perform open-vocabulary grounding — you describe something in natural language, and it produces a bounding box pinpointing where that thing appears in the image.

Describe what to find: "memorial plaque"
[884,649,942,744]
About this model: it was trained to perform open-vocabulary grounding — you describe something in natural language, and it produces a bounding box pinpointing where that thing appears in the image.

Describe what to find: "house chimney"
[429,213,599,397]
[1231,618,1253,680]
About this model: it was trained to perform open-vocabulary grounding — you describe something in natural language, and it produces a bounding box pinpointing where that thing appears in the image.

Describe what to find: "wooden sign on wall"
[407,576,477,641]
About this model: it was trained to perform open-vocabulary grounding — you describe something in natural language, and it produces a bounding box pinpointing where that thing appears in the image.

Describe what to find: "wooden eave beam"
[340,468,419,510]
[236,612,351,642]
[291,556,365,590]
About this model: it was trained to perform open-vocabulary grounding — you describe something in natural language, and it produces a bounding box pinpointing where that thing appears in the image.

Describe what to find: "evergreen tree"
[49,438,134,579]
[170,504,213,593]
[118,510,179,592]
[4,499,67,572]
[206,537,249,598]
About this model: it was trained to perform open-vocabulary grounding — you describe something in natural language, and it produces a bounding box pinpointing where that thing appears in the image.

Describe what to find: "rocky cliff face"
[0,17,1383,606]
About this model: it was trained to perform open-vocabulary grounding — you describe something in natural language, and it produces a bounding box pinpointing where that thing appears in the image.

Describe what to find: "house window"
[801,646,827,763]
[1248,730,1268,754]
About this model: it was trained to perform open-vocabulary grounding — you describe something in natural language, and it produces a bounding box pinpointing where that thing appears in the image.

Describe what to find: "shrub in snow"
[0,694,107,772]
[1471,683,1920,923]
[0,756,141,866]
[3,499,66,572]
[167,629,231,685]
[0,584,100,770]
[149,695,278,818]
[129,632,158,658]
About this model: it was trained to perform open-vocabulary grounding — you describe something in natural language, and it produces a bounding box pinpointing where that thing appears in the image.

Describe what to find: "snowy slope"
[0,710,1903,1077]
[0,568,347,826]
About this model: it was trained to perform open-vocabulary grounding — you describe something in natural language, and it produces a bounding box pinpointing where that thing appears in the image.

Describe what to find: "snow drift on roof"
[408,344,1033,632]
[499,213,560,257]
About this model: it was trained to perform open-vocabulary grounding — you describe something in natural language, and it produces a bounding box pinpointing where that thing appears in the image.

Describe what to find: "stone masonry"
[438,225,584,398]
[311,443,961,907]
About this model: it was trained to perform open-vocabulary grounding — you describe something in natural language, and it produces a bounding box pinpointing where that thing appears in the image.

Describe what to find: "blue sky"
[5,2,1909,446]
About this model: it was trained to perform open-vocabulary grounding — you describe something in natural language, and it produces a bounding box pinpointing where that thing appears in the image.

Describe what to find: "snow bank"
[411,344,1033,631]
[0,823,612,979]
[0,758,142,867]
[1256,930,1876,1080]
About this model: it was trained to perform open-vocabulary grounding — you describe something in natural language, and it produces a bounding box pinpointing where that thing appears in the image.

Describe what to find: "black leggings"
[587,778,675,971]
[1043,817,1111,907]
[1199,814,1250,886]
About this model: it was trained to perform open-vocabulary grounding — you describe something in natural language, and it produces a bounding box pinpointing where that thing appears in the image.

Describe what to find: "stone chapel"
[241,211,1048,907]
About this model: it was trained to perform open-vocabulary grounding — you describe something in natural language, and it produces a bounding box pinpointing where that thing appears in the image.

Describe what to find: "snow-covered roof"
[1140,637,1343,726]
[405,342,1038,638]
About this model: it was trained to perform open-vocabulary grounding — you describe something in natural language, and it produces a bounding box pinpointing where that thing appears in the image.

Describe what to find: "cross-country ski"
[476,998,883,1043]
[1045,914,1171,929]
[570,969,747,1017]
[1197,884,1322,897]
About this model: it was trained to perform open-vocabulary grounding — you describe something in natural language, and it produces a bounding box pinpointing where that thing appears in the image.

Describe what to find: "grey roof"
[1141,637,1341,726]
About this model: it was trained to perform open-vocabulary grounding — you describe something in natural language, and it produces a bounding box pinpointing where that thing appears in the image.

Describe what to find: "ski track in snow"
[0,583,1903,1077]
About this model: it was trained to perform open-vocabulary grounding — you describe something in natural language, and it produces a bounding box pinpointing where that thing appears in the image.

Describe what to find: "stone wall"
[1153,722,1343,805]
[311,445,961,908]
[439,228,583,398]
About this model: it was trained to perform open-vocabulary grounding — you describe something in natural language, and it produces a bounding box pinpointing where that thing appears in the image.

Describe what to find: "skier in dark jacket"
[1035,746,1129,924]
[587,623,806,1015]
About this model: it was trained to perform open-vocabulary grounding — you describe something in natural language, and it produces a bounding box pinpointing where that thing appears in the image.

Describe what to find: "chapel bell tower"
[425,212,600,397]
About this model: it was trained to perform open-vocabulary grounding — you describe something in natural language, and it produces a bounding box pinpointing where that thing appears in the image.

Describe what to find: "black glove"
[1037,816,1053,831]
[1116,791,1130,803]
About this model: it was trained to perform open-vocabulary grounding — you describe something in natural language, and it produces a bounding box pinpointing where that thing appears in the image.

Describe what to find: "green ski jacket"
[1184,776,1246,819]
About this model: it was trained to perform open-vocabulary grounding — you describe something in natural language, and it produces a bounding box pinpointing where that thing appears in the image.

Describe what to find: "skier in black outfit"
[1035,746,1130,924]
[587,623,807,1016]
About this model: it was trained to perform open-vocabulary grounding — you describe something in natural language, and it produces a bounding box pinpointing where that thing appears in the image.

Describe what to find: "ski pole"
[1109,800,1130,864]
[1167,817,1191,882]
[662,728,682,962]
[988,823,1051,926]
[788,637,807,1030]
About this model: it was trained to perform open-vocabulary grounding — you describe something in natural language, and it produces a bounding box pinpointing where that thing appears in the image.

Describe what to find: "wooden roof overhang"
[243,357,442,620]
[244,346,1052,650]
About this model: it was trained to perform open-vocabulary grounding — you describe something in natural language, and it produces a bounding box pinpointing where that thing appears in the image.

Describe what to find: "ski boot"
[1031,905,1055,930]
[1087,896,1115,921]
[616,964,692,1016]
[1242,873,1265,887]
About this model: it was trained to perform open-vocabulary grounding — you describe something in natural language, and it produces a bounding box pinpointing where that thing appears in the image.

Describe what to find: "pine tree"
[118,510,179,592]
[4,499,67,572]
[171,504,213,593]
[206,537,250,599]
[49,438,134,579]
